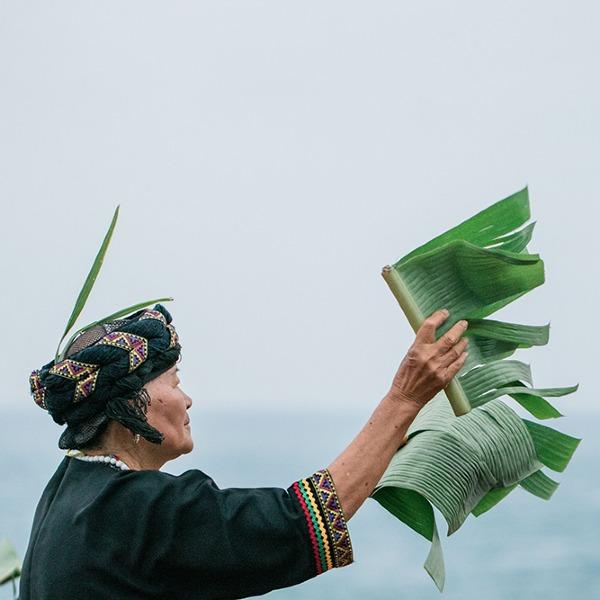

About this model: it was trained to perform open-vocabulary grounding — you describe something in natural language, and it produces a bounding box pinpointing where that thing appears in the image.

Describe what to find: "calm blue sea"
[1,406,598,599]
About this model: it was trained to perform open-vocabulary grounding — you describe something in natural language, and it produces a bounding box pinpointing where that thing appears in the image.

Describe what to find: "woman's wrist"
[383,388,424,418]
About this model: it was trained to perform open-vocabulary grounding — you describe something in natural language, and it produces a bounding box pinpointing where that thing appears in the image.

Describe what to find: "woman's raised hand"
[389,309,469,410]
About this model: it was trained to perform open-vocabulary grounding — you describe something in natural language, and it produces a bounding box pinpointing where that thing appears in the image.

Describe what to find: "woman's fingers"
[389,309,470,409]
[415,309,450,344]
[435,319,469,354]
[444,349,469,382]
[437,337,469,368]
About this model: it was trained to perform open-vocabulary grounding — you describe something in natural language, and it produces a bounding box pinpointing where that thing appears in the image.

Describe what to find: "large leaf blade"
[371,485,445,591]
[461,319,550,371]
[395,241,545,328]
[376,429,494,535]
[376,397,540,535]
[465,319,550,346]
[471,484,518,517]
[474,383,577,405]
[523,420,581,472]
[371,487,434,540]
[397,187,530,266]
[460,360,533,404]
[424,521,445,592]
[486,221,536,253]
[519,470,560,500]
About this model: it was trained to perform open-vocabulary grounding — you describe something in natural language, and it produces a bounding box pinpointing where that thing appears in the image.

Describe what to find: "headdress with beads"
[29,207,181,449]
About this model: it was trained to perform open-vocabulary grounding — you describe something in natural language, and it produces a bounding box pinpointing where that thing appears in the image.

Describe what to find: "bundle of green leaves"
[373,188,580,591]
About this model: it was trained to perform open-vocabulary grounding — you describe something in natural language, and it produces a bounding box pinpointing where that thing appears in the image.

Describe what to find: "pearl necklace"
[66,449,131,471]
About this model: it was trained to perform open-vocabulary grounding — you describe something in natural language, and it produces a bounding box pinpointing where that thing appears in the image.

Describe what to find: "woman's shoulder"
[62,456,219,509]
[121,465,216,485]
[96,463,220,504]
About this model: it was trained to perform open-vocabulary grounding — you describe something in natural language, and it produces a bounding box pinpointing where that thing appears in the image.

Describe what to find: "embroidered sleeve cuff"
[289,468,354,574]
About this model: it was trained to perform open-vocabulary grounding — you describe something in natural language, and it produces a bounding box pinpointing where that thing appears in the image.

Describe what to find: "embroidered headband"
[28,207,181,449]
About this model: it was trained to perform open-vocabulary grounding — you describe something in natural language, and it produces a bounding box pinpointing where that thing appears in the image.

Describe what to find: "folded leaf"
[371,486,434,540]
[519,470,560,500]
[460,360,533,404]
[397,187,530,265]
[486,221,536,253]
[522,420,581,472]
[464,319,550,346]
[472,484,518,517]
[424,521,445,592]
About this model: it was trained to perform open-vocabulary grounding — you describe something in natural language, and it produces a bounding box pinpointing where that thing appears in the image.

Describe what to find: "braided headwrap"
[29,304,181,449]
[29,304,180,449]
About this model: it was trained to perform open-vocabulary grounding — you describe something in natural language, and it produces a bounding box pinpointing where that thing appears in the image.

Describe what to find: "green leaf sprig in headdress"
[0,538,21,588]
[54,206,173,362]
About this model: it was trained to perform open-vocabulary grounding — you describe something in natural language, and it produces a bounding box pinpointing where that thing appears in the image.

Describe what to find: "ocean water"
[1,406,598,599]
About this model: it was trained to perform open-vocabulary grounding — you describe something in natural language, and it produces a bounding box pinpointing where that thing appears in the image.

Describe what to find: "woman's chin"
[182,432,194,454]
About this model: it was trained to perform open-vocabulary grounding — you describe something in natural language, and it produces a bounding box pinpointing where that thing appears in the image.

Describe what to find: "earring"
[134,433,141,444]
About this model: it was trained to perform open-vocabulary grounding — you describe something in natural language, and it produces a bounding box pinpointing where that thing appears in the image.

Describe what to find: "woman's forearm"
[327,392,418,520]
[327,309,470,521]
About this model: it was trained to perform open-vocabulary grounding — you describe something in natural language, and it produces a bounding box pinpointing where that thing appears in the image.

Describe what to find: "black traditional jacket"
[18,456,353,599]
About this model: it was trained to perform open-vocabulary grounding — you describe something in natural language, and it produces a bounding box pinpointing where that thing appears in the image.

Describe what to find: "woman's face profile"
[145,364,194,458]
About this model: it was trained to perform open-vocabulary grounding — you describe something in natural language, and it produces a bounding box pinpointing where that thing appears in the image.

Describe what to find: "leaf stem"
[381,265,471,416]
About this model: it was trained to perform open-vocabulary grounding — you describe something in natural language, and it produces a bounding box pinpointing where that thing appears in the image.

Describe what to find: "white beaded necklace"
[66,449,131,471]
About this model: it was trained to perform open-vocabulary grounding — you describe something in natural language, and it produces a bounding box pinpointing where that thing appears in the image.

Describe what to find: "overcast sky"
[1,1,597,425]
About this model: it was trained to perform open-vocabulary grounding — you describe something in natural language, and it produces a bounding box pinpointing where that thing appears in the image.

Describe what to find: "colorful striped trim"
[291,482,323,574]
[291,468,354,574]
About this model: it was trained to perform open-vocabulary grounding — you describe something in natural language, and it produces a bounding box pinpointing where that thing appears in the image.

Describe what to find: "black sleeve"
[130,467,354,600]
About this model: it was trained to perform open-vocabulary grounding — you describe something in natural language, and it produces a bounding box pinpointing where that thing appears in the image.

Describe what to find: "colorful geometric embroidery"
[29,370,47,410]
[311,469,354,568]
[291,468,353,574]
[98,331,149,372]
[138,310,178,350]
[49,359,100,402]
[139,309,167,326]
[167,324,179,349]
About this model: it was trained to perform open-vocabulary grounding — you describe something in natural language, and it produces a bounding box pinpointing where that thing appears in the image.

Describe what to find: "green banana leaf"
[373,188,580,591]
[381,187,578,416]
[0,539,20,586]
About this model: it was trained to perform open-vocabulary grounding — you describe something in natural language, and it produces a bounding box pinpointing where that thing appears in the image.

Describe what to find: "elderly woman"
[19,303,468,599]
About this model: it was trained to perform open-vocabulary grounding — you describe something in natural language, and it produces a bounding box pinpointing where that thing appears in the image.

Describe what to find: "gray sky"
[1,0,597,421]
